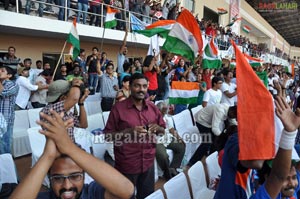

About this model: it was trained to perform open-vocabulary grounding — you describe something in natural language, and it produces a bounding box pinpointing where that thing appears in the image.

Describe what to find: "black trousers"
[101,97,114,112]
[122,165,154,199]
[187,122,216,167]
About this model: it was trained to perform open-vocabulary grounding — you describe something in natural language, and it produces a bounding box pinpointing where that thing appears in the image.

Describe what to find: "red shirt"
[144,71,158,90]
[203,73,212,89]
[104,97,165,174]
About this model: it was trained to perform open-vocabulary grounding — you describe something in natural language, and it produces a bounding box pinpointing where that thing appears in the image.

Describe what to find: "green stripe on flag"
[105,20,117,29]
[67,33,80,60]
[135,28,170,38]
[162,36,195,63]
[202,58,222,69]
[169,97,198,104]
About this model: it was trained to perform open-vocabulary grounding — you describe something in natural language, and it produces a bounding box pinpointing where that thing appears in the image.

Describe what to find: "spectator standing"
[31,69,51,108]
[0,65,18,154]
[15,68,46,110]
[202,76,223,107]
[221,69,237,106]
[77,0,88,24]
[104,73,166,199]
[0,46,22,72]
[100,62,118,111]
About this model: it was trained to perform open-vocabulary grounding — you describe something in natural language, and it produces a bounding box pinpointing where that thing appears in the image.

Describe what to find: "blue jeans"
[88,73,99,91]
[89,5,101,26]
[77,2,88,24]
[0,124,13,154]
[25,0,43,16]
[58,0,70,21]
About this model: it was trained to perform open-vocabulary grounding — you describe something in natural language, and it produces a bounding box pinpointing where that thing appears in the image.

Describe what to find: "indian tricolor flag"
[202,37,222,69]
[244,53,263,67]
[105,6,118,29]
[169,81,199,104]
[232,40,275,160]
[242,25,251,33]
[66,19,80,60]
[162,9,203,62]
[135,20,175,38]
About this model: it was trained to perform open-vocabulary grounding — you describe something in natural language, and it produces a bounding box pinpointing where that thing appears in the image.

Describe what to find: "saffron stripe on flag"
[232,40,275,160]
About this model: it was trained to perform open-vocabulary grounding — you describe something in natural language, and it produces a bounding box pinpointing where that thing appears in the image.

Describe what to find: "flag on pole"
[242,25,251,33]
[162,9,203,63]
[232,40,275,160]
[202,37,222,69]
[66,19,80,60]
[135,20,175,38]
[226,14,241,27]
[217,8,228,15]
[169,81,200,104]
[105,6,118,29]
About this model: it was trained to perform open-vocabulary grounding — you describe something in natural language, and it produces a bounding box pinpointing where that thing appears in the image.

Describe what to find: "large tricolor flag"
[66,19,80,60]
[135,20,175,38]
[202,37,222,69]
[169,81,199,104]
[232,40,275,160]
[105,6,118,29]
[162,9,203,63]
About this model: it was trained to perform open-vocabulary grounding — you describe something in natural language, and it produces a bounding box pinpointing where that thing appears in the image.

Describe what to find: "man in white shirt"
[202,76,223,107]
[186,104,237,167]
[221,69,237,106]
[15,68,46,110]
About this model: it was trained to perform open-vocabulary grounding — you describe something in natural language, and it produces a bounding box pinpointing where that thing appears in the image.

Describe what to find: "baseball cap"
[46,80,70,103]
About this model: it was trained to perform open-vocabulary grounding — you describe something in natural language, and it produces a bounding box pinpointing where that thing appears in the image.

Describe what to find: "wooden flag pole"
[100,28,106,52]
[52,40,67,81]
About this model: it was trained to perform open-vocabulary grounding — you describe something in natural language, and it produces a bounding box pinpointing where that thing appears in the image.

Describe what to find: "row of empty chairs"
[146,161,216,199]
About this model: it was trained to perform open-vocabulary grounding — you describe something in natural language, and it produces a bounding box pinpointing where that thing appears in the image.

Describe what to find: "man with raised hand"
[10,110,134,199]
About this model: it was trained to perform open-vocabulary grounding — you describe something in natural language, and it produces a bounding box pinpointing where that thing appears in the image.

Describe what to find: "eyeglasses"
[50,172,84,184]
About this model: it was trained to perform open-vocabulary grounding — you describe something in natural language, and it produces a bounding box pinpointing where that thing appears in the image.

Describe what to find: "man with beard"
[10,110,134,199]
[104,73,166,199]
[66,65,84,82]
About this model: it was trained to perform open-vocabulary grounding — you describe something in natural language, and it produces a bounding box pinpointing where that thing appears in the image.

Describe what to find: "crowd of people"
[1,32,300,198]
[1,3,300,198]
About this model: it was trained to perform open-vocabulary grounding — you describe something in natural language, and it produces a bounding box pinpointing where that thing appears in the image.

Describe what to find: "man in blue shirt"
[215,96,300,199]
[10,110,134,199]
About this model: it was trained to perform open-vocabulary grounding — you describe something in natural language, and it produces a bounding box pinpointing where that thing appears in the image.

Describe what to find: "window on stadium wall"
[203,6,219,23]
[42,53,61,73]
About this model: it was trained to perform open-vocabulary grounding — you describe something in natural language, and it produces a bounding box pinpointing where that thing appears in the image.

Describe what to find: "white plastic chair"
[85,101,101,116]
[27,108,43,128]
[187,161,215,199]
[0,153,18,184]
[145,189,165,199]
[163,172,191,199]
[171,110,200,162]
[102,111,110,126]
[87,113,105,132]
[205,151,221,185]
[28,127,49,186]
[12,110,31,157]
